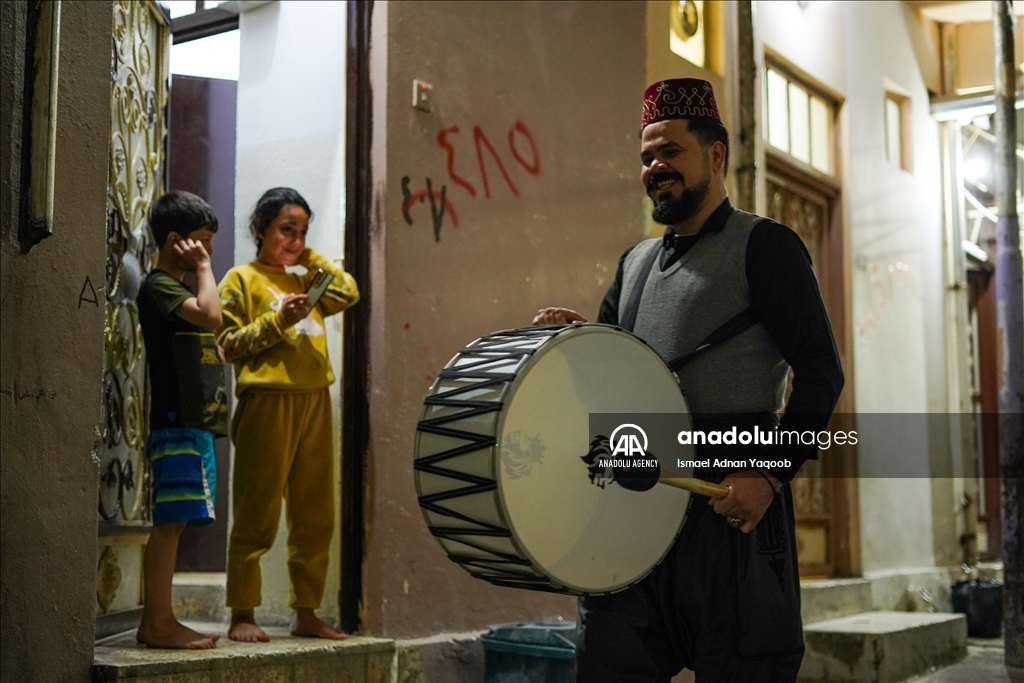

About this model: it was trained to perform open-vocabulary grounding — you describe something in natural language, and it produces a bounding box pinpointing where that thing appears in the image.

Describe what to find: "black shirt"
[138,270,202,429]
[597,198,844,481]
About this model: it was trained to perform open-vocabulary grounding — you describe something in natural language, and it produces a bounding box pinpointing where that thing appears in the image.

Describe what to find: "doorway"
[955,114,1015,562]
[765,153,857,579]
[967,267,1000,560]
[761,58,857,578]
[161,0,364,627]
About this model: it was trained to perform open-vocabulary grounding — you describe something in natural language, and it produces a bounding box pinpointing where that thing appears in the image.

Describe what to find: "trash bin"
[481,621,576,683]
[951,578,1003,638]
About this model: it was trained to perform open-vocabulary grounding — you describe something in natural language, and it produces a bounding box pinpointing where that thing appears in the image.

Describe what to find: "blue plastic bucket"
[481,622,576,683]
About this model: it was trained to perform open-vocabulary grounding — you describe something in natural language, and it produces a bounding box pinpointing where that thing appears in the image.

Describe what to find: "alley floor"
[92,621,1023,683]
[911,639,1024,683]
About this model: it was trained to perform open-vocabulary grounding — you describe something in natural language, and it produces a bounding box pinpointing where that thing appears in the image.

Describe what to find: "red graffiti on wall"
[856,313,879,348]
[437,126,477,198]
[474,125,520,199]
[403,119,542,240]
[508,121,541,175]
[439,119,541,199]
[857,259,917,348]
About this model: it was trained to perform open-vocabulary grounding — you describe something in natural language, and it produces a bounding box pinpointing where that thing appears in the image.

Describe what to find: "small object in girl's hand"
[305,268,335,308]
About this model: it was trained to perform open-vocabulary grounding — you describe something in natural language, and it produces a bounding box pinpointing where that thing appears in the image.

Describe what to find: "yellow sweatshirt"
[217,249,359,393]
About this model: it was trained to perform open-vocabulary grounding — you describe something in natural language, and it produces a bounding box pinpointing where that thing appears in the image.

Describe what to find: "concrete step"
[396,631,486,683]
[801,578,874,624]
[171,573,228,624]
[93,622,395,683]
[798,611,968,683]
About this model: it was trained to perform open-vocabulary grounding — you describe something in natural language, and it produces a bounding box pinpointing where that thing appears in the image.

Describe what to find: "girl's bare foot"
[229,611,270,642]
[291,609,347,640]
[136,617,219,649]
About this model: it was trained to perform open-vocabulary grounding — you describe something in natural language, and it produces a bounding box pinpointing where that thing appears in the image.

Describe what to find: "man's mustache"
[647,170,683,193]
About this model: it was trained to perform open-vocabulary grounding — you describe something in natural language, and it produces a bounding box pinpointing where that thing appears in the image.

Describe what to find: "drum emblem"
[500,430,546,479]
[580,436,614,488]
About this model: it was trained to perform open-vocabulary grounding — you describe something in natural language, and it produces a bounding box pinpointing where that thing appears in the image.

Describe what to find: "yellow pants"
[226,388,334,611]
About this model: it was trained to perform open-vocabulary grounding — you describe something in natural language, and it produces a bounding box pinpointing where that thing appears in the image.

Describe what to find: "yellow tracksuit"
[217,249,359,610]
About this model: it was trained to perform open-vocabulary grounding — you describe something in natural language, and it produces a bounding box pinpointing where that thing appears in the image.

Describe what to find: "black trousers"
[575,480,804,683]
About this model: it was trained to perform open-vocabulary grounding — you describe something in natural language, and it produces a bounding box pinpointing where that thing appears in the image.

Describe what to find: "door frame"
[340,0,373,636]
[765,148,860,578]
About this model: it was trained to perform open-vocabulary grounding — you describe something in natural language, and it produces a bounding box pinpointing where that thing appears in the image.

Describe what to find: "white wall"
[757,1,955,575]
[843,1,948,574]
[234,0,346,625]
[756,0,845,92]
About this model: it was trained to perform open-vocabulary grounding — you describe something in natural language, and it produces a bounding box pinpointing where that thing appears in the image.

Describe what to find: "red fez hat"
[641,78,722,129]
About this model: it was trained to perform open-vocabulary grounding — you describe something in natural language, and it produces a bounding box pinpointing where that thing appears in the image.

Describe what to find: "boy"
[136,191,226,649]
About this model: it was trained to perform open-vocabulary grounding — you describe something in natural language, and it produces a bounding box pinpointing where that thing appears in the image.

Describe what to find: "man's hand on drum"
[709,470,781,534]
[532,307,588,326]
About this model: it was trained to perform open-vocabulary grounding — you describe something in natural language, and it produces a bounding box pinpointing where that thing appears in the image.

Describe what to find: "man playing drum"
[533,78,844,682]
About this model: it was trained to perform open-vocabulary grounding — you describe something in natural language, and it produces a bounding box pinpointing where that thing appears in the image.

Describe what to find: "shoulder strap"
[617,242,661,333]
[666,212,768,371]
[667,307,759,372]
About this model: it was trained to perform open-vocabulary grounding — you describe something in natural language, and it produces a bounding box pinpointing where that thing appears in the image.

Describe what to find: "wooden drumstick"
[611,460,732,500]
[657,473,731,500]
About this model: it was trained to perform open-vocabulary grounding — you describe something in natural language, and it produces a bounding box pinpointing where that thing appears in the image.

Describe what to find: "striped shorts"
[146,427,217,527]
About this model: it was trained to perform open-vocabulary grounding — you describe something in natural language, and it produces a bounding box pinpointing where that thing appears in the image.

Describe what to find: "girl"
[217,187,359,642]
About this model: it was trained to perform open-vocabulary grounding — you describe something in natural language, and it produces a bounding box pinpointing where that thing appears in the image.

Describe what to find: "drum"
[413,324,695,595]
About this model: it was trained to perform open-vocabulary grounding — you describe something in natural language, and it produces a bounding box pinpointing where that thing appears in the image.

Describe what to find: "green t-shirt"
[138,271,201,429]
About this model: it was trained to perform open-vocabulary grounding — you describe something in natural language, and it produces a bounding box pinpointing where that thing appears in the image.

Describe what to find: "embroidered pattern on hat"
[642,79,721,129]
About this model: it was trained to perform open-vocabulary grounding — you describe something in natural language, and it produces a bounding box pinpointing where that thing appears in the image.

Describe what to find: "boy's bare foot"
[229,611,270,642]
[136,617,219,649]
[291,609,347,640]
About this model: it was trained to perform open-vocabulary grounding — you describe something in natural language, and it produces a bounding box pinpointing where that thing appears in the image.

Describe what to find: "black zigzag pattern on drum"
[415,325,582,594]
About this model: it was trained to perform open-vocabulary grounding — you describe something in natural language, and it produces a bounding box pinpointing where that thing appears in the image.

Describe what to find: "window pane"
[810,96,831,173]
[885,97,901,166]
[789,83,810,164]
[767,69,790,152]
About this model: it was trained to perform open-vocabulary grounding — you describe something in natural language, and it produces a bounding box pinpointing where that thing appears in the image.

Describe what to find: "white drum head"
[496,325,691,593]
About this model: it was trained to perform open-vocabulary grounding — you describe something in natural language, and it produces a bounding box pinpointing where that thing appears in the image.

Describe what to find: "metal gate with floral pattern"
[95,0,169,636]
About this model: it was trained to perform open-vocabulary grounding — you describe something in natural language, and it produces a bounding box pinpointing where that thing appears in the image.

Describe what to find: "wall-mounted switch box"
[413,79,433,112]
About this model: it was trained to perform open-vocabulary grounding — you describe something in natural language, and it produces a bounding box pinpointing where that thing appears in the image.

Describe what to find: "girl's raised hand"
[281,294,311,327]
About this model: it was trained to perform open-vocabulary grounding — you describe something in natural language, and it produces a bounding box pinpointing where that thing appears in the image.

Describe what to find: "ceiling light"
[963,158,989,185]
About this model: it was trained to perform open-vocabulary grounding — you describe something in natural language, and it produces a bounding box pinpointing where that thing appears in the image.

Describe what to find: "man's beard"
[650,169,711,226]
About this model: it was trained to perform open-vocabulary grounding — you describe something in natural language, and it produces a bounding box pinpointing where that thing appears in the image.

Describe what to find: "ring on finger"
[727,516,744,529]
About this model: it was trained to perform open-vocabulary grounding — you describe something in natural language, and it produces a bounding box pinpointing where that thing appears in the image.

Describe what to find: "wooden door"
[968,269,1001,559]
[167,74,237,572]
[766,153,857,578]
